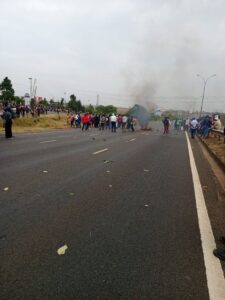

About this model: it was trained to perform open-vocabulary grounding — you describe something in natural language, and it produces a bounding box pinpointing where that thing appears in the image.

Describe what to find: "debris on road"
[3,187,9,191]
[106,170,111,173]
[144,204,149,207]
[144,169,149,172]
[43,170,48,173]
[57,245,68,255]
[0,235,6,241]
[69,192,75,196]
[109,185,113,188]
[103,160,111,164]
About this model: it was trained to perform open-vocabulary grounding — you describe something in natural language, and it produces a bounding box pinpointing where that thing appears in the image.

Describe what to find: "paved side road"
[0,128,224,299]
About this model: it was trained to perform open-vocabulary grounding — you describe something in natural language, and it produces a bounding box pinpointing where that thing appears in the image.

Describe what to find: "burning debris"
[128,104,152,130]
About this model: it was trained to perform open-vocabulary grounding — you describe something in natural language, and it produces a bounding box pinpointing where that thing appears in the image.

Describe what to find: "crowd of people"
[66,112,136,132]
[162,114,224,138]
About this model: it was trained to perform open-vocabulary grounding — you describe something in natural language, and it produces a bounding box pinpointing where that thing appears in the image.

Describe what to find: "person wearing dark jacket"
[213,236,225,261]
[3,107,13,138]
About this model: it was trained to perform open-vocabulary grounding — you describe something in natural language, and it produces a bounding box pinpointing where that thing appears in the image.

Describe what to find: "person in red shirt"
[82,113,90,131]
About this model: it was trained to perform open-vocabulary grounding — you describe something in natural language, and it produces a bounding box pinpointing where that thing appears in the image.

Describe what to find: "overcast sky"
[1,0,225,112]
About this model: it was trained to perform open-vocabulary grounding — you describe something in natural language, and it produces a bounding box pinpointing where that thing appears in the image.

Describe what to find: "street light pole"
[197,74,216,118]
[28,77,33,101]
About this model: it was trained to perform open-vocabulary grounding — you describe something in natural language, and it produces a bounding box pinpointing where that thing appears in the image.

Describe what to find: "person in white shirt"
[122,115,128,131]
[110,113,117,132]
[190,117,198,139]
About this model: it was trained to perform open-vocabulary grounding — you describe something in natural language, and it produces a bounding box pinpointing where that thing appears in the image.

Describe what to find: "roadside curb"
[197,136,225,173]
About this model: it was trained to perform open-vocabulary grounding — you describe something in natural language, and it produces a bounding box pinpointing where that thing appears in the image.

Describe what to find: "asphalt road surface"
[0,125,224,299]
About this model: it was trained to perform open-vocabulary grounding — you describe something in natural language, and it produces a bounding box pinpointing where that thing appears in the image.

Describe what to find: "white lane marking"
[40,140,56,144]
[93,148,108,155]
[126,138,137,143]
[185,132,225,300]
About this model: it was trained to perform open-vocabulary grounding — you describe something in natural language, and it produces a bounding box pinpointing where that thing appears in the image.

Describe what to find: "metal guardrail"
[211,128,225,143]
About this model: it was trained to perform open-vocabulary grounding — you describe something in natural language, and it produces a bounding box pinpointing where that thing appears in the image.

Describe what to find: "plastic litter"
[57,245,68,255]
[3,187,9,191]
[103,160,110,164]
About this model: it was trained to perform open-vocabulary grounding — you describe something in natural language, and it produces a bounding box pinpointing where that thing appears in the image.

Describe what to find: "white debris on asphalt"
[144,204,149,207]
[144,169,149,172]
[57,245,68,255]
[69,192,75,196]
[43,170,48,173]
[104,160,110,164]
[3,187,9,191]
[109,185,113,188]
[106,170,111,173]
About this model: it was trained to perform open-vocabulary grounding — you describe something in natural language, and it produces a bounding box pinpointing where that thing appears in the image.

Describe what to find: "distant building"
[154,108,162,117]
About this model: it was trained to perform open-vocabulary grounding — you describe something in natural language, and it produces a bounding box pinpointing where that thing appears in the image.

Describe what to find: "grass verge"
[0,114,68,133]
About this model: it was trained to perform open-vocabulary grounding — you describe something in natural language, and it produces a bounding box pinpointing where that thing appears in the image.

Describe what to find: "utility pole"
[33,79,37,99]
[28,77,32,101]
[197,74,216,118]
[96,94,99,106]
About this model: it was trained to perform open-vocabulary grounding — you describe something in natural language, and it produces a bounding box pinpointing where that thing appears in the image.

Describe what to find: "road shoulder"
[190,135,225,276]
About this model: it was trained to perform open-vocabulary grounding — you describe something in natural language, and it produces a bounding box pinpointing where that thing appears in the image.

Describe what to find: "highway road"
[0,125,225,299]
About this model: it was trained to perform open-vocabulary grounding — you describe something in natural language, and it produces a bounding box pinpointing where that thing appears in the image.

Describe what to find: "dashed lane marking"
[126,138,136,143]
[40,140,57,144]
[185,132,225,300]
[93,148,108,155]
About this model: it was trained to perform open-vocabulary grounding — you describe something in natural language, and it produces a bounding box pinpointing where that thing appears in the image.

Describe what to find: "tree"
[67,94,84,112]
[14,96,24,105]
[95,105,117,115]
[30,98,35,108]
[0,77,15,104]
[42,98,49,107]
[85,104,95,114]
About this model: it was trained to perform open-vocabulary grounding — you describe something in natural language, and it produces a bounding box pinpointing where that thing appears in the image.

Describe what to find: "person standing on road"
[99,115,106,130]
[81,113,90,131]
[213,236,225,261]
[190,117,198,139]
[163,116,170,134]
[3,106,13,138]
[130,116,135,132]
[110,113,117,133]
